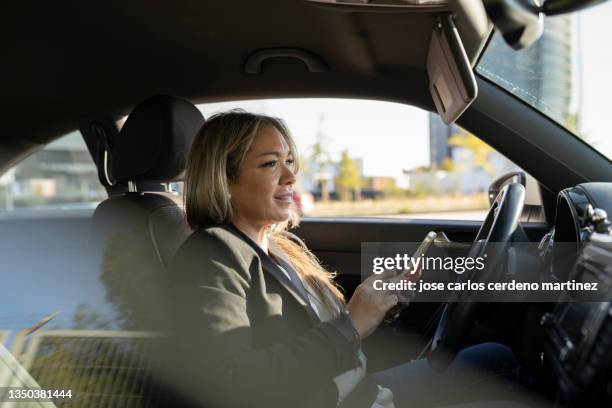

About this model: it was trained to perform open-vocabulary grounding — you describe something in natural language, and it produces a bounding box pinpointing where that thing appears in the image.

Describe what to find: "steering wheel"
[427,179,525,371]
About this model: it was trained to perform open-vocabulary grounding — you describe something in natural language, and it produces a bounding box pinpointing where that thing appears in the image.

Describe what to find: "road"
[376,210,488,221]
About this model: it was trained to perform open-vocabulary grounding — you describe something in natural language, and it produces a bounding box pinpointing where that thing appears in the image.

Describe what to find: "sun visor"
[427,15,477,124]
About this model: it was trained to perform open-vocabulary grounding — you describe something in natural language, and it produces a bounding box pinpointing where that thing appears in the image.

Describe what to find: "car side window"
[198,99,532,221]
[0,131,107,212]
[0,130,165,405]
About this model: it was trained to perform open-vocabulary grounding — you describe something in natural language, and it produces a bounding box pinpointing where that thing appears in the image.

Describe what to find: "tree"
[336,150,361,201]
[307,114,333,201]
[564,112,580,135]
[439,157,455,172]
[72,303,112,330]
[448,130,495,175]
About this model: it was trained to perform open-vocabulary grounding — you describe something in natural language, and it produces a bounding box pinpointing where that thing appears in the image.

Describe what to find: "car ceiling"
[2,0,490,147]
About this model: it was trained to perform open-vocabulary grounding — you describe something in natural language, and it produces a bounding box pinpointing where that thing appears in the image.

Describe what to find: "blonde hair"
[184,109,345,312]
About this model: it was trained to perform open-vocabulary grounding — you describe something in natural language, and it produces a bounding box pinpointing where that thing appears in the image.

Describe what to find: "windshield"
[476,2,612,162]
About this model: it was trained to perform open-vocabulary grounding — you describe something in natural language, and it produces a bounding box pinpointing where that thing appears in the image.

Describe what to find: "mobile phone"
[385,231,438,323]
[402,231,437,275]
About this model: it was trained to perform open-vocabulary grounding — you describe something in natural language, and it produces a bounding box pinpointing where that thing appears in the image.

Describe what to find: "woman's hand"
[345,270,399,339]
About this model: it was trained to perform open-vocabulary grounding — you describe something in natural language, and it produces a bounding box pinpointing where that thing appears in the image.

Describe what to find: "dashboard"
[539,183,612,406]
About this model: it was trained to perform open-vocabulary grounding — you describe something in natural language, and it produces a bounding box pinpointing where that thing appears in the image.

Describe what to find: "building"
[428,113,460,168]
[478,15,575,126]
[422,114,520,195]
[1,131,105,210]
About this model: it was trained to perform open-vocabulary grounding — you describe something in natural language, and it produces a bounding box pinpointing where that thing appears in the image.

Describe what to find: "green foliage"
[72,303,112,330]
[439,157,455,172]
[381,185,406,199]
[336,150,361,201]
[408,181,434,198]
[448,130,495,175]
[564,112,580,135]
[28,335,155,407]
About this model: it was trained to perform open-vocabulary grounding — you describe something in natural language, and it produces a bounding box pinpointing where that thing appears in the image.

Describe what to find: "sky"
[576,2,612,159]
[198,99,430,179]
[197,2,612,182]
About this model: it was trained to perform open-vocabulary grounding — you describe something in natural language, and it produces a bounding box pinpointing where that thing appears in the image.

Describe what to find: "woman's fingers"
[347,271,405,338]
[401,266,422,280]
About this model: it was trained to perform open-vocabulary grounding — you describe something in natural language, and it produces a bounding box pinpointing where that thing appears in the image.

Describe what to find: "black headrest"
[112,95,204,182]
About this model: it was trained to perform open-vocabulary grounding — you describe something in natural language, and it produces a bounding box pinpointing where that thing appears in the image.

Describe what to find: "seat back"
[89,95,204,331]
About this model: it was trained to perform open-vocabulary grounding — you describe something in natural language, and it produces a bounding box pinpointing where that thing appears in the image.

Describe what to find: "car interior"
[1,0,612,407]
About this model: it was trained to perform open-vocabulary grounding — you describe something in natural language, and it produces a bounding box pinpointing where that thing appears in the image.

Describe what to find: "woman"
[171,110,529,408]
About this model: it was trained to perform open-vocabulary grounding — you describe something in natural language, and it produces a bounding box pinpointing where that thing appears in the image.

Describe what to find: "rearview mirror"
[542,0,609,15]
[483,0,610,49]
[483,0,543,49]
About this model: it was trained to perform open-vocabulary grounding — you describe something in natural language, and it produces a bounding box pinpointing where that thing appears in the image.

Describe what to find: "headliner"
[2,0,490,146]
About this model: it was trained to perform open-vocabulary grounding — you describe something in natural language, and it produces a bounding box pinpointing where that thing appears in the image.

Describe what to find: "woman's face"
[229,124,296,229]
